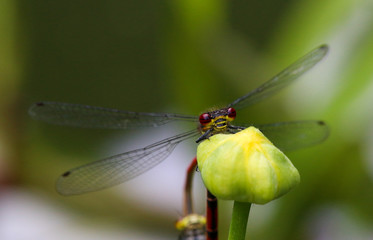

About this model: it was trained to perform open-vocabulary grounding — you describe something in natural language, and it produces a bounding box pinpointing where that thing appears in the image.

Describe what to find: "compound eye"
[227,107,236,119]
[199,113,212,125]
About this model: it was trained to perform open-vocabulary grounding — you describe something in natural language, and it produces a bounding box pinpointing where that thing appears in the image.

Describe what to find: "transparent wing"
[29,102,198,129]
[230,120,329,151]
[56,129,200,195]
[228,45,329,110]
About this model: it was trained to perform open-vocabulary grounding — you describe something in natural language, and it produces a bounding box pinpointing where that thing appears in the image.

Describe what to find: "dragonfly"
[29,45,329,196]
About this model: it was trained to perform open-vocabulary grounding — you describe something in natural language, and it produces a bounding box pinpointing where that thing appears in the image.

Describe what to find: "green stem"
[228,201,252,240]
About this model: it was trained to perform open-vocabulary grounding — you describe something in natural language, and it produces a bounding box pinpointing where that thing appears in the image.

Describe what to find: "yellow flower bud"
[197,127,300,204]
[175,213,206,231]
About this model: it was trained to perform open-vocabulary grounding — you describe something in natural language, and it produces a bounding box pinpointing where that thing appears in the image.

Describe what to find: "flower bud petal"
[197,127,300,204]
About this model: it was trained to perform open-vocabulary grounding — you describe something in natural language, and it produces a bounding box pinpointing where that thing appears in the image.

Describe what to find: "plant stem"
[228,201,251,240]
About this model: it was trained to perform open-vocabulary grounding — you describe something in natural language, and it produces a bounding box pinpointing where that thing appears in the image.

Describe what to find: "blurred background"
[1,0,373,239]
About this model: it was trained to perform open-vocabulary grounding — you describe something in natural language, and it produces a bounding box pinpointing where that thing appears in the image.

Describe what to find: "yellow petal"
[197,127,300,204]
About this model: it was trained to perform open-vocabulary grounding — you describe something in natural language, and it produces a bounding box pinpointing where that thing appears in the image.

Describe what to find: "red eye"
[199,113,211,125]
[227,107,236,119]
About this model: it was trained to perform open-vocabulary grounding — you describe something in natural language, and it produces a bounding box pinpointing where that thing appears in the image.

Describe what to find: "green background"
[1,0,373,239]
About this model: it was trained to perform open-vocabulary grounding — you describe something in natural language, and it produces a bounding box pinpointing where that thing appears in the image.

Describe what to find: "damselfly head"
[198,107,236,133]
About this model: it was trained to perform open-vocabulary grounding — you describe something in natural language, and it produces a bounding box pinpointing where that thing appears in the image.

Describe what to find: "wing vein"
[56,129,200,195]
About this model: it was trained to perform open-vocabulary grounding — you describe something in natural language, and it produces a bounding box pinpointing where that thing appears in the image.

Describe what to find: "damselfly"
[29,45,329,196]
